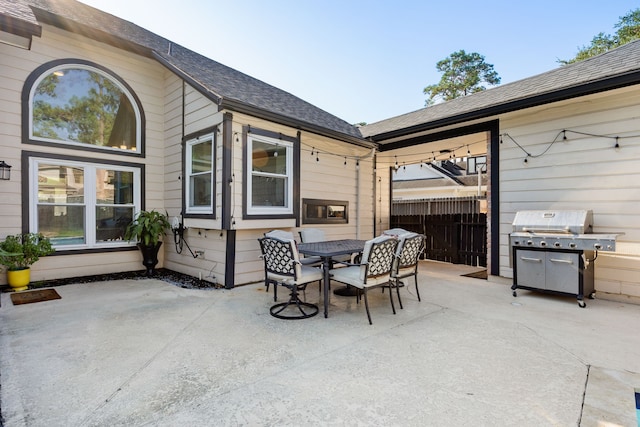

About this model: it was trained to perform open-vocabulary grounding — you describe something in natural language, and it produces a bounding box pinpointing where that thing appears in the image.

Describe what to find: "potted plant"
[124,210,171,276]
[0,233,55,292]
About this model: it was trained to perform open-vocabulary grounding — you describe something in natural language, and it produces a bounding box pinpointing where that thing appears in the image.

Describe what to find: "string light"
[502,128,626,162]
[344,157,347,166]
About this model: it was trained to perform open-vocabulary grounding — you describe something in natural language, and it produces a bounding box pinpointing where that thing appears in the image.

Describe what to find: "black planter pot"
[138,242,162,276]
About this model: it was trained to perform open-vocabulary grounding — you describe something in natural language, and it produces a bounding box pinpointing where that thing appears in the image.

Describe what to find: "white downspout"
[356,148,376,239]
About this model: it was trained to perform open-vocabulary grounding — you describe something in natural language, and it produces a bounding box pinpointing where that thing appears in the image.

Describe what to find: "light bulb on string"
[356,159,360,170]
[344,157,347,166]
[394,155,399,170]
[467,145,471,156]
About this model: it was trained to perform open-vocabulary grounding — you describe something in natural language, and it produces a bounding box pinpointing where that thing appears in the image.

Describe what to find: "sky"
[79,0,638,125]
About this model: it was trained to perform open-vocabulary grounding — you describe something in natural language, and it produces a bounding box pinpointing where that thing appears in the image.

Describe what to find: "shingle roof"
[361,39,640,140]
[3,0,365,143]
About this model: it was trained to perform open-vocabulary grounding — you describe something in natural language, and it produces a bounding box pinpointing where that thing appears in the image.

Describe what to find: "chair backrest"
[396,233,425,270]
[258,236,302,279]
[265,229,296,241]
[360,235,398,281]
[299,228,326,243]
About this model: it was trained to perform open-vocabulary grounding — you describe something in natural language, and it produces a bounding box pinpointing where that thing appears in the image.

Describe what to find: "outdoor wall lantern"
[0,161,12,180]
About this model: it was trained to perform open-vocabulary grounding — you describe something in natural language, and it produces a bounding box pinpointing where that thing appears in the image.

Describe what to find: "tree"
[423,50,501,106]
[559,8,640,64]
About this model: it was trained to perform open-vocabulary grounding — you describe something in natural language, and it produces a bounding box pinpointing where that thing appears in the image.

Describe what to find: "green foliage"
[0,233,55,271]
[124,210,171,247]
[560,8,640,64]
[423,50,501,105]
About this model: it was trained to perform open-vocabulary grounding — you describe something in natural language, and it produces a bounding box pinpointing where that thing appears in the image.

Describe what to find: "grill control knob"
[527,240,533,246]
[569,242,577,249]
[594,243,602,250]
[540,241,547,247]
[554,242,561,248]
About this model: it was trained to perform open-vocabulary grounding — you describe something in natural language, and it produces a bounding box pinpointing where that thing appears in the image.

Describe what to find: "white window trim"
[29,157,141,250]
[28,64,142,153]
[246,133,294,216]
[185,133,215,215]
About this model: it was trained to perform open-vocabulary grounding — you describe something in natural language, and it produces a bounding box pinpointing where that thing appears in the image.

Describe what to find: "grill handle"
[520,256,542,263]
[549,258,574,265]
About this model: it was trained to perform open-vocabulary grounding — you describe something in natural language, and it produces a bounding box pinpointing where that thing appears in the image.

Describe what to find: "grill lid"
[512,210,593,234]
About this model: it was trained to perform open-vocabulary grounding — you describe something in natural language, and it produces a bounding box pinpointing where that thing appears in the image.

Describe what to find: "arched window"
[24,60,143,154]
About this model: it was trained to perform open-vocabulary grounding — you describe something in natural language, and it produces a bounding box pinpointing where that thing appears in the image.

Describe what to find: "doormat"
[462,269,487,280]
[10,288,61,305]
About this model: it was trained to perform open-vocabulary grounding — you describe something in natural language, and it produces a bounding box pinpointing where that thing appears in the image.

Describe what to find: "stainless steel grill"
[510,210,620,307]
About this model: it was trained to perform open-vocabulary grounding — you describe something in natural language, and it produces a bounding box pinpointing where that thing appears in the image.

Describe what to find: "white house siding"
[498,85,640,302]
[161,75,226,284]
[230,113,375,286]
[0,24,167,283]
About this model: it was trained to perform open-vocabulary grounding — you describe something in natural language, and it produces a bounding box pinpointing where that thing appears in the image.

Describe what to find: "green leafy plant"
[124,210,171,246]
[0,233,55,271]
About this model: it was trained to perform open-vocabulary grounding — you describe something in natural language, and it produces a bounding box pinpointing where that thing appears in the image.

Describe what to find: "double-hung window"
[246,132,294,216]
[30,156,141,249]
[185,133,215,214]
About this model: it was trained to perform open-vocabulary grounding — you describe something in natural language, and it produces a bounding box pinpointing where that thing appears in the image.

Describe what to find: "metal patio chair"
[390,232,425,309]
[329,235,399,325]
[258,236,322,319]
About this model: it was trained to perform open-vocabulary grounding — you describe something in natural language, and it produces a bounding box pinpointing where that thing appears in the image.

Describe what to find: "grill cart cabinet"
[512,247,595,307]
[509,209,619,308]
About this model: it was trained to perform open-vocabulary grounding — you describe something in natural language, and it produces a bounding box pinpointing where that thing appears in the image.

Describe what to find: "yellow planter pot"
[7,268,30,292]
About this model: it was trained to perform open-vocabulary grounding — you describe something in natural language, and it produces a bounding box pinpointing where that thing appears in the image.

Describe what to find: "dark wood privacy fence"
[391,197,487,267]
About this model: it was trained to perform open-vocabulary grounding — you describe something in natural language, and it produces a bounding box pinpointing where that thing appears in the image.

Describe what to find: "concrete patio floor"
[1,261,639,426]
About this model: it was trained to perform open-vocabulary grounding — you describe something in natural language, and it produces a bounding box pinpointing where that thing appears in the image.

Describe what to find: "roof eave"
[370,70,640,142]
[220,98,374,148]
[31,7,155,58]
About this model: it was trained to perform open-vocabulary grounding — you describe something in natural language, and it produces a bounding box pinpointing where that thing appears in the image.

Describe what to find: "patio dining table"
[297,239,366,318]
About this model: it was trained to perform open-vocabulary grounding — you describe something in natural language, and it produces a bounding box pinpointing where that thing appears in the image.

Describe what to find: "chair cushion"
[261,236,303,278]
[383,228,409,237]
[281,265,323,286]
[360,235,396,281]
[330,265,391,288]
[299,228,326,243]
[265,230,295,240]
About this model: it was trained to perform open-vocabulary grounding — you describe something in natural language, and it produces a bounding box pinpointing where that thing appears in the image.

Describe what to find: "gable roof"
[1,0,368,146]
[361,39,640,142]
